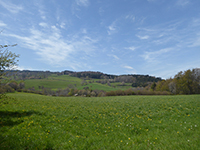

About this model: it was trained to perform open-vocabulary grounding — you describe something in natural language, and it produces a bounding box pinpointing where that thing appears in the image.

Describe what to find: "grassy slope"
[1,93,200,149]
[79,83,117,91]
[24,75,131,91]
[24,75,82,91]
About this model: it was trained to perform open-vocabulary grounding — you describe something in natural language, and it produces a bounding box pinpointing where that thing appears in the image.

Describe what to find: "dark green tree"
[151,82,156,91]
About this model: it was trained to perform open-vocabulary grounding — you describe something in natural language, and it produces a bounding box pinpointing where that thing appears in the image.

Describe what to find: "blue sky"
[0,0,200,79]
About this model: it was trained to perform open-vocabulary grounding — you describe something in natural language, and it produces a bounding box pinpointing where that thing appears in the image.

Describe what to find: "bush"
[115,90,125,96]
[4,85,15,93]
[68,92,73,96]
[105,91,116,96]
[124,89,134,95]
[97,92,105,97]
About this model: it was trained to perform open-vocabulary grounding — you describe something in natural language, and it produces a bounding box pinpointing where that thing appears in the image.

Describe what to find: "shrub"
[97,92,105,97]
[115,90,125,96]
[124,88,134,95]
[105,91,116,96]
[4,85,15,93]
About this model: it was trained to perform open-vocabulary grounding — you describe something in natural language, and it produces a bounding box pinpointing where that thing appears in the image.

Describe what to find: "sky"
[0,0,200,79]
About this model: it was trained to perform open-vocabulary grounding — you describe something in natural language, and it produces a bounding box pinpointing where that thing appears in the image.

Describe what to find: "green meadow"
[24,75,82,91]
[0,93,200,149]
[23,75,131,91]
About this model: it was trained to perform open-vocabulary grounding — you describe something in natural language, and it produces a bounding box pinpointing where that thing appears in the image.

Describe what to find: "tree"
[0,44,19,73]
[0,32,19,93]
[168,81,176,94]
[151,82,156,91]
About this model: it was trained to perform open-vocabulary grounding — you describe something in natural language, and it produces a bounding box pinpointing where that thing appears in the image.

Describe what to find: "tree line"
[153,68,200,94]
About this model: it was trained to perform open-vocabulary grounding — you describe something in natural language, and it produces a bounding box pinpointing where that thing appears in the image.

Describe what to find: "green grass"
[79,83,118,91]
[23,75,131,91]
[24,75,82,91]
[1,93,200,149]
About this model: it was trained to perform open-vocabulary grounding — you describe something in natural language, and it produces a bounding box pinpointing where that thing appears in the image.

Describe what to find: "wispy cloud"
[136,18,200,48]
[99,7,104,16]
[39,22,48,28]
[0,20,7,27]
[0,0,23,13]
[123,65,134,70]
[107,21,118,35]
[176,0,190,6]
[7,26,98,70]
[108,54,120,60]
[136,35,149,40]
[15,66,33,71]
[60,22,66,29]
[76,0,90,7]
[189,37,200,47]
[38,9,46,20]
[33,1,47,20]
[125,46,137,51]
[141,48,173,62]
[122,65,136,74]
[82,28,87,34]
[125,15,135,22]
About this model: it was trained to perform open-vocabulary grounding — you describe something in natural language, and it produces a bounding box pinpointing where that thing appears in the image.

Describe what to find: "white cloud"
[0,0,23,13]
[0,20,7,27]
[123,66,134,70]
[60,22,66,29]
[76,0,90,7]
[14,66,33,71]
[125,46,136,51]
[136,35,149,40]
[142,48,173,62]
[189,37,200,47]
[109,26,115,31]
[34,2,47,20]
[7,27,98,70]
[125,15,135,21]
[38,9,46,20]
[39,22,48,28]
[108,54,120,60]
[107,21,118,35]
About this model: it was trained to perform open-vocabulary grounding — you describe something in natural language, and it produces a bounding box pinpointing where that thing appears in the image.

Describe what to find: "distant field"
[24,75,82,91]
[79,83,117,91]
[0,93,199,149]
[24,75,132,91]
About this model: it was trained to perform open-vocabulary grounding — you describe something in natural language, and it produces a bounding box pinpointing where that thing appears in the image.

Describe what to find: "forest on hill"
[5,70,162,87]
[1,68,200,97]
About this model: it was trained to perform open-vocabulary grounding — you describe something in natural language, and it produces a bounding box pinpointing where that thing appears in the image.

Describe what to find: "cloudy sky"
[0,0,200,79]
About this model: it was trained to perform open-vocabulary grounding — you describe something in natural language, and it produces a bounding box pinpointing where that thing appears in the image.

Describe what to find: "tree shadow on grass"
[0,110,42,127]
[0,110,43,149]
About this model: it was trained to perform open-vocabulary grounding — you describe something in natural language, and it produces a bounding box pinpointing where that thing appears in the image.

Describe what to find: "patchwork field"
[0,93,200,149]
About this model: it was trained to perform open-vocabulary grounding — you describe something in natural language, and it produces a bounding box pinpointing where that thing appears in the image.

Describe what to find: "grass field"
[24,75,82,91]
[23,75,132,91]
[0,93,200,149]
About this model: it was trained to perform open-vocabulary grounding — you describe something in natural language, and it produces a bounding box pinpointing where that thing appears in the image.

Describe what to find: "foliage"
[0,93,200,149]
[151,82,156,91]
[0,41,19,94]
[0,44,19,73]
[155,68,200,95]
